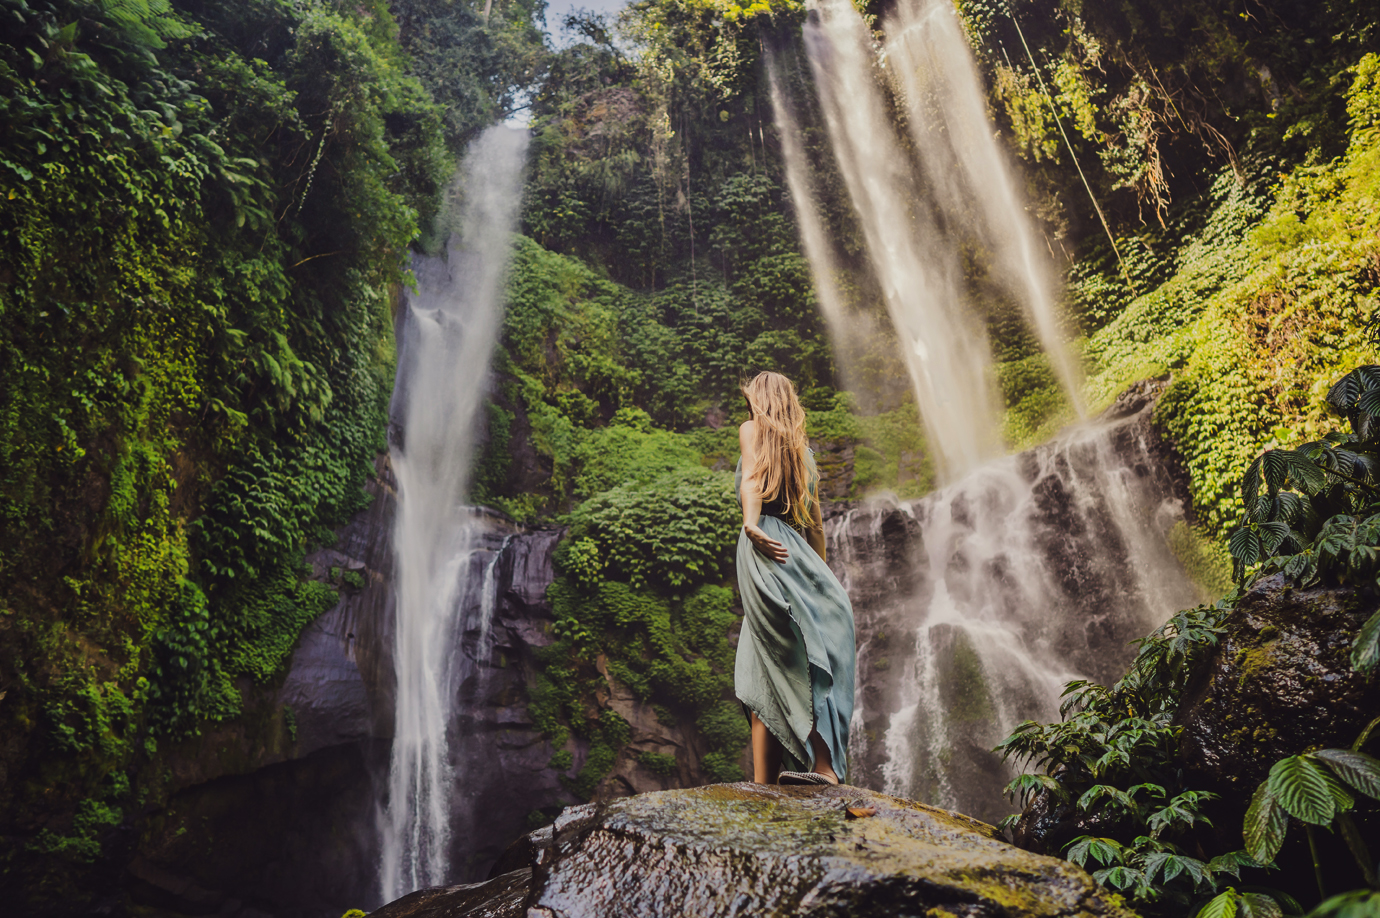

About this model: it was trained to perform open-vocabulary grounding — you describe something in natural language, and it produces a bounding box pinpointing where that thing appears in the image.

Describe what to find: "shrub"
[637,751,677,776]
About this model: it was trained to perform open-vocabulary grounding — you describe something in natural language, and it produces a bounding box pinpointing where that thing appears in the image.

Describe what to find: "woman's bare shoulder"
[738,419,756,444]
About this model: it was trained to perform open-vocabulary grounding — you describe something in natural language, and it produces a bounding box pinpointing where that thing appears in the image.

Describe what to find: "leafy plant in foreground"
[996,600,1249,912]
[1228,366,1380,672]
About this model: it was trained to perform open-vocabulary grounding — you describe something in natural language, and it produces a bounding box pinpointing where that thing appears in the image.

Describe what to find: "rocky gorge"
[116,380,1212,917]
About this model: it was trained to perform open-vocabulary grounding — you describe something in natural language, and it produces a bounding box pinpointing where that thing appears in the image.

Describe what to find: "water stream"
[853,411,1197,820]
[380,125,528,902]
[778,0,1195,820]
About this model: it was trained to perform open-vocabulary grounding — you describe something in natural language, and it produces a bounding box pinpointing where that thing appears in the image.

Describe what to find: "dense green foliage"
[0,0,538,905]
[3,0,1380,903]
[1078,56,1380,534]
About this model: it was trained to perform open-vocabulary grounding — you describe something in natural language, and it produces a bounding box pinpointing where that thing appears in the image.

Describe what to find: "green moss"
[945,634,996,725]
[1167,521,1235,601]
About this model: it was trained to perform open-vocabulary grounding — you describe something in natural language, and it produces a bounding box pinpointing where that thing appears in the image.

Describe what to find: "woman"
[735,371,856,785]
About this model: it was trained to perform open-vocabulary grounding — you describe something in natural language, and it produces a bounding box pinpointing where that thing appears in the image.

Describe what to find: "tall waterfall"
[796,2,1002,479]
[776,0,1196,819]
[381,126,528,902]
[886,0,1083,409]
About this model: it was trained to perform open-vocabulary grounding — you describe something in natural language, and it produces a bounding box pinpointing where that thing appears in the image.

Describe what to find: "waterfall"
[797,0,1005,479]
[825,401,1198,821]
[870,411,1196,820]
[886,0,1083,408]
[381,126,528,902]
[777,0,1196,819]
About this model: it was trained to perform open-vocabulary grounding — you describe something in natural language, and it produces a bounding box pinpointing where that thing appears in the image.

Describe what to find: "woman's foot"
[778,770,840,786]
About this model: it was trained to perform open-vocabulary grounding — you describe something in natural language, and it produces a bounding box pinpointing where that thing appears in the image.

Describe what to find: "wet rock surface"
[1175,573,1380,792]
[370,869,531,918]
[372,784,1135,918]
[835,380,1199,820]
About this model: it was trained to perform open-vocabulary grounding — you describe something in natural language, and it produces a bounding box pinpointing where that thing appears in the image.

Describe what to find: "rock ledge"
[372,783,1133,918]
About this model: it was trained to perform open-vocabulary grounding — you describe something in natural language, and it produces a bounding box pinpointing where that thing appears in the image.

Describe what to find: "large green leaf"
[1313,748,1380,800]
[1196,889,1241,918]
[1230,526,1262,569]
[1282,450,1327,494]
[1243,454,1266,507]
[1239,893,1284,918]
[1267,755,1335,824]
[1351,610,1380,673]
[1244,783,1288,864]
[1260,450,1290,498]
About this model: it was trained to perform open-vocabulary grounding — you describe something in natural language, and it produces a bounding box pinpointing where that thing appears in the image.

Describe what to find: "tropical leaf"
[1238,892,1284,918]
[1143,850,1210,888]
[1244,783,1288,864]
[1207,849,1266,880]
[1243,454,1266,507]
[1196,888,1241,918]
[1304,890,1380,918]
[1283,451,1327,494]
[1078,784,1132,815]
[1260,450,1290,498]
[1259,520,1294,553]
[1259,889,1305,916]
[1351,610,1380,673]
[1313,748,1380,800]
[1003,772,1066,805]
[1230,527,1263,571]
[1266,755,1335,824]
[1066,835,1124,868]
[1093,864,1150,894]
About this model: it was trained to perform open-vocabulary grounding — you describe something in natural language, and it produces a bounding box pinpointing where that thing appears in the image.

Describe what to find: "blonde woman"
[735,371,856,785]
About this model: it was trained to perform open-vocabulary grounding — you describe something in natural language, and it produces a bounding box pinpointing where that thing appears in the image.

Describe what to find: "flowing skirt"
[734,517,856,782]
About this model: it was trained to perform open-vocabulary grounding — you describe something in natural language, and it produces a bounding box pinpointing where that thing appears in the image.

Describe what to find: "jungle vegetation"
[1,0,1379,911]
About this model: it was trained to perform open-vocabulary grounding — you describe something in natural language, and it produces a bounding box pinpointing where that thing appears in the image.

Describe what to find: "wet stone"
[371,784,1134,918]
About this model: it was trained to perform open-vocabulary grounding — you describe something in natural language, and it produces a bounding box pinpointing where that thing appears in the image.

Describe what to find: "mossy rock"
[372,784,1134,917]
[1175,573,1380,792]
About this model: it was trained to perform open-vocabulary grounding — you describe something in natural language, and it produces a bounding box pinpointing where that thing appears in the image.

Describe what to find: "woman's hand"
[745,523,788,563]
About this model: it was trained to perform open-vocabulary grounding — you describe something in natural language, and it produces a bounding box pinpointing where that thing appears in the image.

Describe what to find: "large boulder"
[371,784,1134,918]
[1175,572,1380,792]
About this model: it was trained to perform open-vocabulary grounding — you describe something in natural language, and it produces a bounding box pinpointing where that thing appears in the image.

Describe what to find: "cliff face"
[126,452,727,916]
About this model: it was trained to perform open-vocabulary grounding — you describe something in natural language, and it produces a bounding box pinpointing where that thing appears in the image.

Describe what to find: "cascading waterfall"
[380,125,528,902]
[776,0,1197,819]
[886,0,1083,408]
[869,413,1197,819]
[798,0,1003,478]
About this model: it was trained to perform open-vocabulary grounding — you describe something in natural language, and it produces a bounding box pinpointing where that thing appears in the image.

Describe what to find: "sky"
[541,0,631,46]
[506,0,631,126]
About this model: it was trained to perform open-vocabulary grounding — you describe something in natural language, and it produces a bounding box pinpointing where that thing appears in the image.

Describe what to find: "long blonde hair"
[742,371,811,527]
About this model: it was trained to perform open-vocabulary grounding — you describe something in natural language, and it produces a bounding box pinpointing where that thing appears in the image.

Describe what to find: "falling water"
[800,0,1003,479]
[380,126,528,902]
[779,0,1197,819]
[886,0,1083,410]
[827,401,1198,821]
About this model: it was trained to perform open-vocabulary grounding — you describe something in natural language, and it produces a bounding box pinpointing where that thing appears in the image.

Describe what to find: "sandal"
[777,771,839,786]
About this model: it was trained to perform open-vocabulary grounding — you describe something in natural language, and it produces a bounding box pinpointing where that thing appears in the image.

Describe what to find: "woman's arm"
[740,421,788,563]
[805,497,826,562]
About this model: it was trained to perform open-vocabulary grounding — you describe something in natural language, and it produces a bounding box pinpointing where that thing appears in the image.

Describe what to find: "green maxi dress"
[734,450,856,782]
